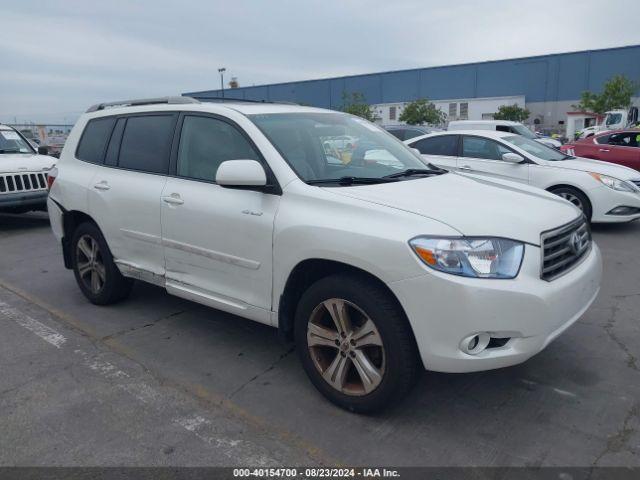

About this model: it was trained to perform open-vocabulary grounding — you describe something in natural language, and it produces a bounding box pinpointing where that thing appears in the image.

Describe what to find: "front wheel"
[550,186,592,222]
[294,273,420,413]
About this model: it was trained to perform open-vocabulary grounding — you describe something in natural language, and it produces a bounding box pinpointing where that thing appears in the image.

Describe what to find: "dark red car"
[561,130,640,171]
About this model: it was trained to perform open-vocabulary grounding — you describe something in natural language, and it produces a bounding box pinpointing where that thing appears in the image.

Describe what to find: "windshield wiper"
[0,149,23,154]
[307,176,399,186]
[383,168,446,178]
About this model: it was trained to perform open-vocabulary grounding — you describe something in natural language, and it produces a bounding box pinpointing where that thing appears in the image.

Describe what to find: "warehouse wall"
[184,45,640,108]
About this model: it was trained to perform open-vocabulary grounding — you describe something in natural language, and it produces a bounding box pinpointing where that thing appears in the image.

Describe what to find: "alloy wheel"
[76,234,106,294]
[557,191,584,212]
[307,298,386,396]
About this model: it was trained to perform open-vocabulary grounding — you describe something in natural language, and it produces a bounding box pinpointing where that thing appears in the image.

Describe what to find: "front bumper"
[0,190,48,210]
[589,186,640,223]
[389,243,602,373]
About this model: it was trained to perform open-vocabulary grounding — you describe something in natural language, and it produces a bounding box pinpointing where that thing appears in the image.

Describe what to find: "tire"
[550,186,593,222]
[71,222,133,305]
[294,273,420,413]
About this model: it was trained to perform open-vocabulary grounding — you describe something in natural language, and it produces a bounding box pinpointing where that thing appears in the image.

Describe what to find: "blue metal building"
[184,45,640,131]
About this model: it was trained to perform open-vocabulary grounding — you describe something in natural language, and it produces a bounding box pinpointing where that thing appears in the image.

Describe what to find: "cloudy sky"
[2,0,639,124]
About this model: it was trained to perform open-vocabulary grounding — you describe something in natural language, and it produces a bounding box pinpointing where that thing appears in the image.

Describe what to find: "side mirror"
[502,152,524,163]
[216,160,267,187]
[411,147,421,156]
[38,146,49,155]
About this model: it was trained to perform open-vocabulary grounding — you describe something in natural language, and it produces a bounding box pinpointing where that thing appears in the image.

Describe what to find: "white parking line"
[1,295,279,464]
[1,300,67,348]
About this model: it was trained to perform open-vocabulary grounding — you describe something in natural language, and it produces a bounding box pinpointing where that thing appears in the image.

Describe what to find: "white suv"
[48,97,602,412]
[1,124,57,214]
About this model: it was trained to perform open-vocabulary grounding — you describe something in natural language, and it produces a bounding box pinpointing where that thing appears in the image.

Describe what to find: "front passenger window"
[177,116,260,182]
[462,137,511,161]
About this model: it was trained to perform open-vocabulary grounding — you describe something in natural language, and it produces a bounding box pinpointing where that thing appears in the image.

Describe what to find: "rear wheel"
[550,186,592,221]
[71,222,133,305]
[294,273,420,413]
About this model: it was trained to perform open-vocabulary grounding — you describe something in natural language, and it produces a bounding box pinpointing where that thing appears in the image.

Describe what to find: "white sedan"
[405,130,640,223]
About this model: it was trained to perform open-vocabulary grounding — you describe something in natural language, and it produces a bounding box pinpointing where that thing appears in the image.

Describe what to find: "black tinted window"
[177,116,259,182]
[462,136,511,160]
[413,135,458,156]
[118,115,175,173]
[105,118,126,166]
[405,129,426,140]
[76,117,116,163]
[387,129,405,140]
[608,132,639,148]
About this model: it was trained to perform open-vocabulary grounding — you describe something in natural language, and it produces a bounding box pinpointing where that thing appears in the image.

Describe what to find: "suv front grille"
[0,172,48,194]
[541,216,591,281]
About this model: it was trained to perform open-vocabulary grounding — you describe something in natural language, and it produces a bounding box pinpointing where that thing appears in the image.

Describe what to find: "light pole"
[218,67,226,98]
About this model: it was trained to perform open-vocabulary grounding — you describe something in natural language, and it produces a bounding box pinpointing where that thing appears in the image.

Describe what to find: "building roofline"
[184,43,640,96]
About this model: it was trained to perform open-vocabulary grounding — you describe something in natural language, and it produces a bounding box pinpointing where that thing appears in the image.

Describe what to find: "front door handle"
[459,164,473,171]
[162,193,184,206]
[598,148,610,152]
[93,181,111,191]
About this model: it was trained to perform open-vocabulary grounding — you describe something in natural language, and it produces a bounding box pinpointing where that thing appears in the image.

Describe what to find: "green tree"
[493,104,531,122]
[573,75,639,114]
[341,92,378,122]
[399,98,445,125]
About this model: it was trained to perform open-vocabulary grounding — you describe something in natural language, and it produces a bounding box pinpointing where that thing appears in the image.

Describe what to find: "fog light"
[607,206,640,216]
[460,333,490,355]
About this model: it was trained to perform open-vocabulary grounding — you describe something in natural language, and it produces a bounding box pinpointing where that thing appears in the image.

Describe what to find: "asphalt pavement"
[0,212,638,467]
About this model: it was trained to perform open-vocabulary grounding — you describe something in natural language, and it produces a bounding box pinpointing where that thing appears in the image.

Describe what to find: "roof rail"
[197,96,299,105]
[86,96,200,113]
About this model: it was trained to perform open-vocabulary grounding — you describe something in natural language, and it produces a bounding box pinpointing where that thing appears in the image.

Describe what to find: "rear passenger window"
[177,116,259,182]
[76,117,116,163]
[495,125,510,133]
[118,115,175,174]
[412,135,458,156]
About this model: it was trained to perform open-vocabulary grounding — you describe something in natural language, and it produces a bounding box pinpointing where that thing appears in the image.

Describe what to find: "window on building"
[459,103,469,120]
[448,103,457,119]
[389,106,396,121]
[118,115,175,174]
[177,115,260,182]
[412,135,458,156]
[76,117,116,164]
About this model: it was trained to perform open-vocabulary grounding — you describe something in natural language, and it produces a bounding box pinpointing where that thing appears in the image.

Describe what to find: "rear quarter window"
[76,117,116,163]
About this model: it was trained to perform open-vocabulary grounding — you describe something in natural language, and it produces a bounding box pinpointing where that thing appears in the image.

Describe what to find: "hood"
[323,173,579,245]
[0,153,56,173]
[547,157,640,181]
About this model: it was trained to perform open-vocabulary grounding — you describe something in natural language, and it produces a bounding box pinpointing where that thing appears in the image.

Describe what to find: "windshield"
[504,135,569,161]
[606,113,623,126]
[249,112,433,183]
[511,124,538,140]
[0,129,34,154]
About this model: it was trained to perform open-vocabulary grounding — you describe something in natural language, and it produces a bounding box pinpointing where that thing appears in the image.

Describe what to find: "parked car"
[448,120,563,148]
[48,97,602,412]
[384,125,441,141]
[406,130,640,223]
[0,124,56,214]
[561,130,640,172]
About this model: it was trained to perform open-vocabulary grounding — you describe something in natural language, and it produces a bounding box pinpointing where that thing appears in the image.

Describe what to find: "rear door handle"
[599,149,610,152]
[459,164,473,171]
[162,193,184,205]
[93,181,111,191]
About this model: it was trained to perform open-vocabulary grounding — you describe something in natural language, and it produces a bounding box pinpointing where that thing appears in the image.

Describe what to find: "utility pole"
[218,67,226,98]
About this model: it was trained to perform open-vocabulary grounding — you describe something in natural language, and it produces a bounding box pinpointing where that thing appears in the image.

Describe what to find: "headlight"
[409,237,524,279]
[589,173,638,193]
